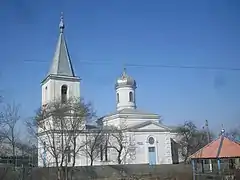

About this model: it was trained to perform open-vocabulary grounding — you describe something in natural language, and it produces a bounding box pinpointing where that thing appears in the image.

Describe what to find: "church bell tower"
[41,14,80,106]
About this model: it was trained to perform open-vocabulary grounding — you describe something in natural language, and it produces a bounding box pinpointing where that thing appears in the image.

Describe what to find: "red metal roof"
[189,136,240,159]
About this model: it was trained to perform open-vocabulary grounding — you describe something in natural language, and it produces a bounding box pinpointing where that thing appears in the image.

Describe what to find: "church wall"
[90,130,173,166]
[170,133,185,163]
[38,140,44,167]
[37,129,176,167]
[37,134,55,167]
[133,131,173,165]
[42,78,80,105]
[38,133,88,167]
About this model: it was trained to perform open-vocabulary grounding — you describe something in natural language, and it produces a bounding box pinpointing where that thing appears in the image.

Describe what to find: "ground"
[1,163,240,179]
[1,164,192,180]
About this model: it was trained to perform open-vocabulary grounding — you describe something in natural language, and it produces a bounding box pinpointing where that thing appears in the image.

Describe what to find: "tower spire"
[59,12,64,33]
[45,13,75,78]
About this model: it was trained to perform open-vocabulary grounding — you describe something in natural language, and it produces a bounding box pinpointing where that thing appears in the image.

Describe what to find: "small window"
[129,92,133,102]
[45,86,48,102]
[61,85,67,103]
[148,137,155,145]
[117,93,119,103]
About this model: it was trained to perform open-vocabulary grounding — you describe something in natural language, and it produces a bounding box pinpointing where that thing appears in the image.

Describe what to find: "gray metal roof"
[128,120,172,131]
[98,108,160,120]
[115,68,136,89]
[117,108,158,115]
[47,14,75,77]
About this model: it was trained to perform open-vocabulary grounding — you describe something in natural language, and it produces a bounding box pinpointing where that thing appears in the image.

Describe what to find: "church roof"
[189,135,240,159]
[106,108,159,117]
[115,68,136,89]
[97,108,160,125]
[47,14,75,77]
[128,120,172,131]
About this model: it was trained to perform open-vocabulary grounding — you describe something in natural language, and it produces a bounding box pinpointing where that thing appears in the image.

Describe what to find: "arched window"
[148,137,155,145]
[117,93,119,103]
[129,92,133,102]
[61,85,67,104]
[45,86,48,102]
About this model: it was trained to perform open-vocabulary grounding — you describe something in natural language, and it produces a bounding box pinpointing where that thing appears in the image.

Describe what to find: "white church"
[38,15,182,167]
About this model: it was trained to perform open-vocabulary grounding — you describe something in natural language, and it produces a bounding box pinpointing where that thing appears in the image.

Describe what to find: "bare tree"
[107,127,126,164]
[0,103,21,169]
[227,127,240,142]
[82,128,105,166]
[106,125,136,165]
[26,97,95,180]
[176,121,210,163]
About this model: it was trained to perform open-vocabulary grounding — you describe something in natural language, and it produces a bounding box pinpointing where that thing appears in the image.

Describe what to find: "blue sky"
[0,0,240,133]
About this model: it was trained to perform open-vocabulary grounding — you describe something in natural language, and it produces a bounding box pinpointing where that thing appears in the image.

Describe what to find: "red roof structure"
[189,135,240,159]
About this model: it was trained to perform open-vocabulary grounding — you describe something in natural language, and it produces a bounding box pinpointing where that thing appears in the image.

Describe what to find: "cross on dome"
[122,67,127,78]
[115,67,136,89]
[59,12,64,33]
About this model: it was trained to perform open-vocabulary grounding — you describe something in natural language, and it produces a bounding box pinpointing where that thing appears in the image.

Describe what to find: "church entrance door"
[148,147,156,165]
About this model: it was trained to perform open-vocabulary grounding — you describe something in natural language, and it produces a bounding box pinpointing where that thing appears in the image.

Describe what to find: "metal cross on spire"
[59,12,64,33]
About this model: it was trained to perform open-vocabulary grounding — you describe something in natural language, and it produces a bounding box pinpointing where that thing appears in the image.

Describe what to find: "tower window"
[129,92,133,102]
[61,85,68,104]
[45,86,48,102]
[117,93,119,103]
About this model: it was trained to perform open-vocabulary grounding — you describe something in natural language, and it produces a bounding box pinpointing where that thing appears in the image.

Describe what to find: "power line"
[23,59,240,71]
[125,63,240,71]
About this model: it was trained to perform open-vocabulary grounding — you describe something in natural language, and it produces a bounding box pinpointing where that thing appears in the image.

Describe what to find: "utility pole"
[205,120,210,143]
[205,120,212,172]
